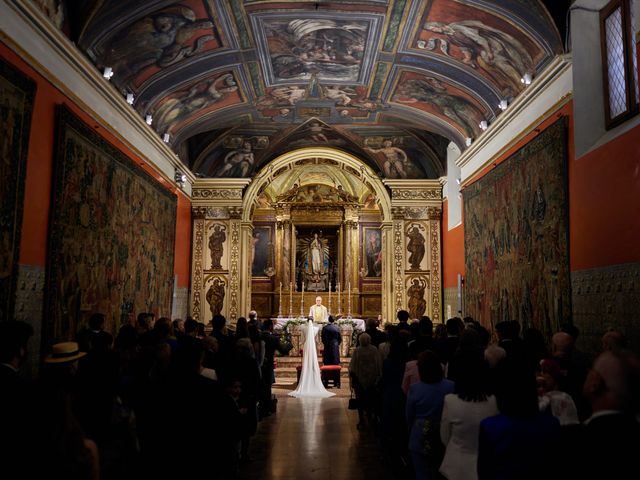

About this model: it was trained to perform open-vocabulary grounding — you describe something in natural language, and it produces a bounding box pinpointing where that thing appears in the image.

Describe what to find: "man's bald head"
[551,331,574,358]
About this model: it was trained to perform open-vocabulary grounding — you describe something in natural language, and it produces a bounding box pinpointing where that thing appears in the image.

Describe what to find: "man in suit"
[260,319,290,417]
[579,350,640,479]
[321,315,341,366]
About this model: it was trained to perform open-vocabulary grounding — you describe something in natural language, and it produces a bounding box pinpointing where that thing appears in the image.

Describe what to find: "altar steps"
[274,355,351,379]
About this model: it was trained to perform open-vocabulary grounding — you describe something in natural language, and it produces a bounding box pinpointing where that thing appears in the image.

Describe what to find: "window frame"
[599,0,638,129]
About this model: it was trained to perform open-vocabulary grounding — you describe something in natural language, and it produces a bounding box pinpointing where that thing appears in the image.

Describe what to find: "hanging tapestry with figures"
[463,118,570,339]
[46,105,176,344]
[0,59,35,322]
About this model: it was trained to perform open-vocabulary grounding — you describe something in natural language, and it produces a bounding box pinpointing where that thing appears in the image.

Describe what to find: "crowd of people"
[2,308,639,480]
[0,310,290,480]
[348,311,640,479]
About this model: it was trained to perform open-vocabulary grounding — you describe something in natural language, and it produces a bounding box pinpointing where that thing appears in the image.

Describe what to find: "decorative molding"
[191,220,204,322]
[228,221,240,322]
[427,206,442,220]
[403,207,429,219]
[429,215,442,323]
[391,188,442,200]
[393,221,405,312]
[192,189,243,200]
[228,206,243,219]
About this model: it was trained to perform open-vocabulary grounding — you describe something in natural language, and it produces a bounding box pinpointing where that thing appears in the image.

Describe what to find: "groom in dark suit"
[321,315,341,366]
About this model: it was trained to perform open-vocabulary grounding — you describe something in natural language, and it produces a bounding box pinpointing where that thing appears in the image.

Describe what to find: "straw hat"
[45,342,86,364]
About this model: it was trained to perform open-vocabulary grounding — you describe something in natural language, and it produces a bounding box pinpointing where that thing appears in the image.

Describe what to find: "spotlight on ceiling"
[102,67,114,80]
[126,93,135,105]
[498,100,508,111]
[479,120,488,131]
[521,73,532,85]
[145,114,153,125]
[174,170,187,187]
[163,133,170,143]
[465,137,473,147]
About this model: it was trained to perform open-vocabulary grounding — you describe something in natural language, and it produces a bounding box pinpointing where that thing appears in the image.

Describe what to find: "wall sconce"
[102,67,114,80]
[126,93,135,105]
[479,120,488,131]
[145,114,153,125]
[163,133,170,143]
[521,73,532,85]
[498,100,508,111]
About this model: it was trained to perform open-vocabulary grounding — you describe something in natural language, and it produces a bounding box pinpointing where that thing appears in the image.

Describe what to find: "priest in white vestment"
[309,296,329,322]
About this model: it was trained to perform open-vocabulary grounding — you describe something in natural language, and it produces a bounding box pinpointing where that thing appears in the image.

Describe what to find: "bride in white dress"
[289,320,335,398]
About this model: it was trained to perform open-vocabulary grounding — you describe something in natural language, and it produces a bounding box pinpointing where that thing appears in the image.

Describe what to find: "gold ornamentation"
[394,221,404,312]
[392,189,442,200]
[428,206,442,220]
[429,216,441,323]
[192,188,243,199]
[192,220,204,322]
[228,221,240,321]
[404,207,429,219]
[228,206,243,219]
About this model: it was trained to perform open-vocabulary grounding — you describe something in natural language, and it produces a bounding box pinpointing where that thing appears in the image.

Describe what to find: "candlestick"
[328,282,332,315]
[337,282,341,316]
[300,282,305,319]
[289,282,293,320]
[278,282,282,318]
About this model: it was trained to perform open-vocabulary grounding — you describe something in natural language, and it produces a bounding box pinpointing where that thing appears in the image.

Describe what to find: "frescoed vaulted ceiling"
[68,0,564,180]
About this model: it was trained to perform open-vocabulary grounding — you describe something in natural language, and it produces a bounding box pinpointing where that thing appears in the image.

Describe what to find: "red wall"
[442,199,465,289]
[1,42,191,288]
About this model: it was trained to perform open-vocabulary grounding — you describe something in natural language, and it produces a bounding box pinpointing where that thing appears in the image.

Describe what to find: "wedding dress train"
[289,320,335,398]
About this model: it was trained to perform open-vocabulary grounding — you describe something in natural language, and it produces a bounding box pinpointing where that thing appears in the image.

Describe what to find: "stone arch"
[241,147,392,222]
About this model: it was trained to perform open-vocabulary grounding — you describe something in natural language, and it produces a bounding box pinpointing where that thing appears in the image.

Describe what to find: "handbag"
[348,391,359,410]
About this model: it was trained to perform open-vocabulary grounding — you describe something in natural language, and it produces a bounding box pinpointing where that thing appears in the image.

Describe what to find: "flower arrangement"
[336,318,359,351]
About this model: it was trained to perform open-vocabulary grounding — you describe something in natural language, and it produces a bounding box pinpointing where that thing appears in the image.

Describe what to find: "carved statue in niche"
[407,224,426,270]
[297,231,330,291]
[206,278,225,317]
[208,224,226,269]
[407,277,427,320]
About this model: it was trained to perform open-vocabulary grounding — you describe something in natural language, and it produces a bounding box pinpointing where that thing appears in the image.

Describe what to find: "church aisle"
[239,387,394,479]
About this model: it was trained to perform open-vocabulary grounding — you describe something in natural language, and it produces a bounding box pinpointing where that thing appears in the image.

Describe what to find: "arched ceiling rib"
[72,0,563,181]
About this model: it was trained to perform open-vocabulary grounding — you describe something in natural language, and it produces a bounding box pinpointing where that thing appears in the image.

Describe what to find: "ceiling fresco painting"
[251,14,383,85]
[412,0,549,98]
[391,70,490,138]
[68,0,564,181]
[88,1,224,89]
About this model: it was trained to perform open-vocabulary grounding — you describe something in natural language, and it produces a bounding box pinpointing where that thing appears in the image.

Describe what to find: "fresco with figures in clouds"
[252,14,382,85]
[414,0,551,98]
[91,1,222,89]
[73,1,563,178]
[391,71,490,138]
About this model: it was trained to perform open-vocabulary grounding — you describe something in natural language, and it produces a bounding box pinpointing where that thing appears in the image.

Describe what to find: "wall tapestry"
[46,106,176,344]
[463,118,569,339]
[0,59,35,322]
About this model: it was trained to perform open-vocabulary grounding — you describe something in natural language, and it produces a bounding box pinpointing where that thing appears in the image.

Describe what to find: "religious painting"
[206,222,228,271]
[204,135,269,178]
[94,1,222,88]
[252,13,382,85]
[362,135,431,179]
[391,71,488,138]
[276,183,357,203]
[463,119,569,340]
[407,275,429,320]
[0,60,36,322]
[414,0,550,98]
[405,222,428,271]
[362,227,382,278]
[32,0,65,29]
[296,228,338,291]
[252,226,273,277]
[204,274,226,322]
[149,71,241,135]
[46,106,176,344]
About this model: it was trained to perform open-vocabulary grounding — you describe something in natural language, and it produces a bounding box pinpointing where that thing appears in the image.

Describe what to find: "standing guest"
[235,317,250,340]
[439,351,498,480]
[406,351,454,480]
[350,333,383,429]
[478,360,561,480]
[365,317,387,348]
[536,358,579,426]
[579,351,640,479]
[247,310,259,327]
[172,319,185,340]
[77,313,113,353]
[260,319,290,417]
[321,315,342,366]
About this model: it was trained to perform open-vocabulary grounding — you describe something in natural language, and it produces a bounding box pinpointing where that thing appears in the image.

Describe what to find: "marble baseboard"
[571,262,640,356]
[172,286,189,320]
[14,264,45,377]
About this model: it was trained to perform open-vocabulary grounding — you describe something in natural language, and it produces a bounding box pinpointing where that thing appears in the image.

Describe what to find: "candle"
[337,282,341,315]
[301,282,305,318]
[328,282,332,314]
[289,282,293,319]
[278,282,282,318]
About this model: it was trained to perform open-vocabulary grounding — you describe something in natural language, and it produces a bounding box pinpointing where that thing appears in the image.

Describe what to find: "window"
[600,0,638,128]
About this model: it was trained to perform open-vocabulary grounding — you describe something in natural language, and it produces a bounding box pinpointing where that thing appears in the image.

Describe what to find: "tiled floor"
[239,382,397,479]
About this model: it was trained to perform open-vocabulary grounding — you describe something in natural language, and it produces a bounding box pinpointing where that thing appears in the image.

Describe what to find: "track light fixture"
[145,114,153,125]
[126,93,135,105]
[479,120,488,131]
[102,67,114,80]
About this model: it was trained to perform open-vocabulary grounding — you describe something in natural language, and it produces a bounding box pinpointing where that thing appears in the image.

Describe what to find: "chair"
[320,365,341,388]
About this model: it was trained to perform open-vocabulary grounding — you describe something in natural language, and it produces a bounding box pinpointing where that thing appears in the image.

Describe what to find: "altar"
[273,318,366,357]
